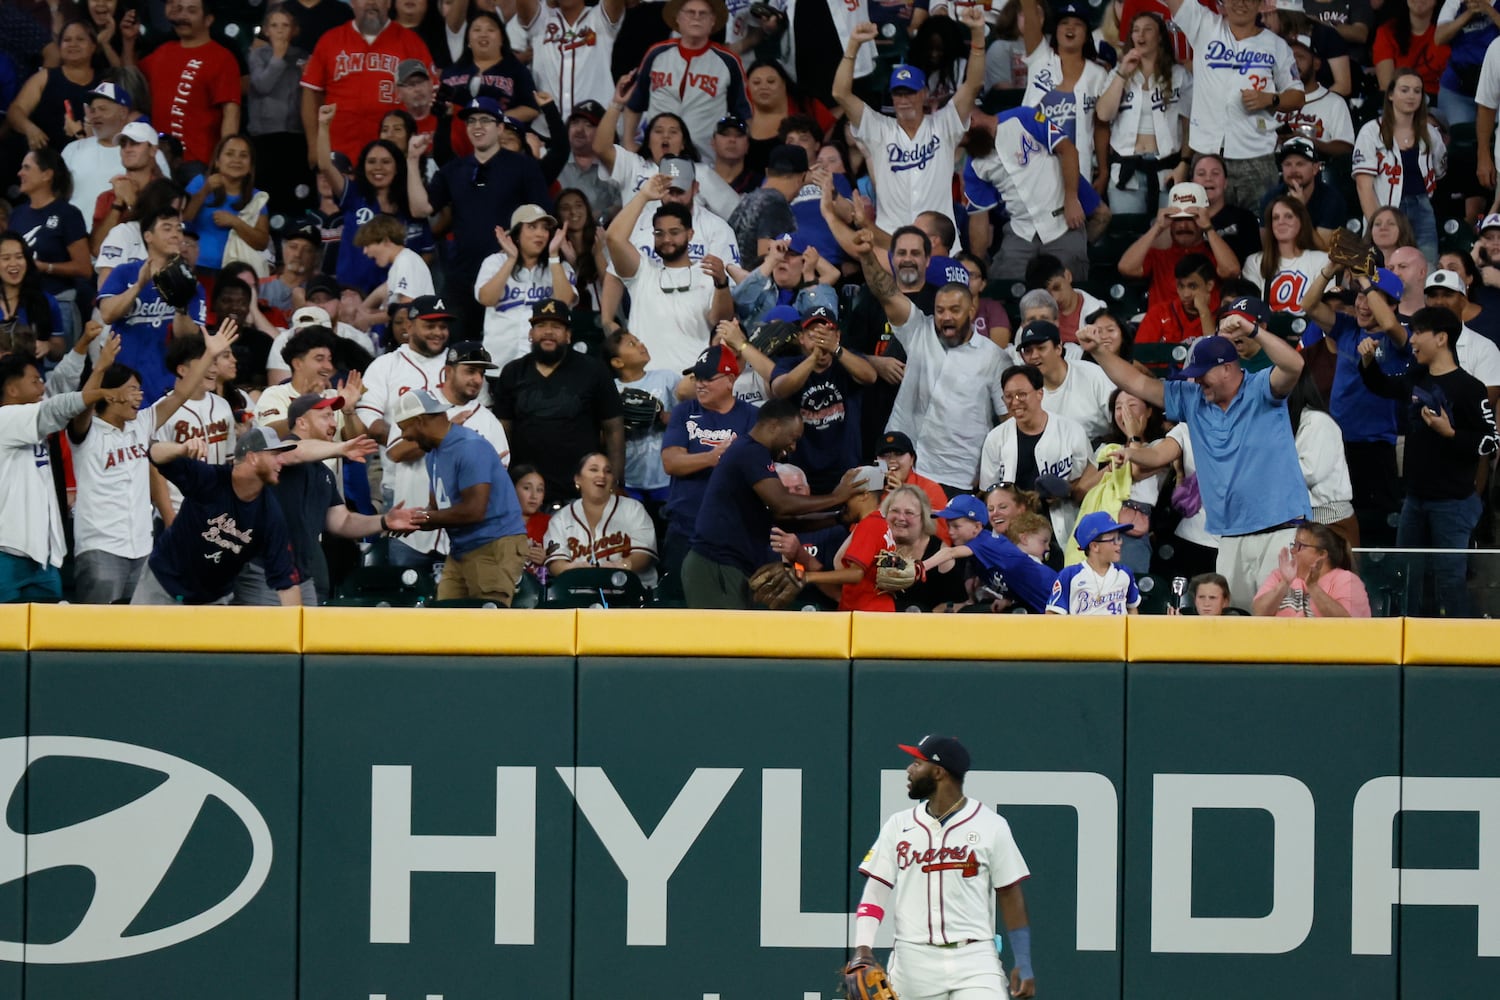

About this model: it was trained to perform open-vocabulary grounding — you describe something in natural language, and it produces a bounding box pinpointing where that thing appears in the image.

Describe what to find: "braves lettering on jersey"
[526,2,622,119]
[151,391,236,515]
[859,800,1030,945]
[360,344,449,552]
[1351,119,1447,206]
[964,105,1072,243]
[1046,560,1141,615]
[542,493,660,589]
[301,21,434,160]
[627,41,750,165]
[853,100,967,237]
[1173,0,1300,158]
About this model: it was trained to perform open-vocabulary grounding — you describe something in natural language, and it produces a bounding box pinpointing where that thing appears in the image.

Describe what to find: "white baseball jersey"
[1166,422,1217,549]
[150,391,236,515]
[542,493,659,589]
[386,247,434,304]
[1243,249,1331,315]
[1046,560,1141,615]
[1351,120,1447,206]
[885,311,1008,489]
[525,2,623,120]
[1022,41,1109,178]
[963,106,1073,244]
[979,411,1091,546]
[1174,0,1301,159]
[1276,85,1353,149]
[475,253,578,368]
[72,414,155,559]
[448,398,510,466]
[1106,63,1192,156]
[609,147,740,221]
[851,101,967,238]
[621,258,716,375]
[1458,328,1500,389]
[1296,408,1352,511]
[0,402,67,567]
[361,345,449,552]
[775,0,875,86]
[1476,40,1500,166]
[859,799,1029,945]
[1042,360,1113,443]
[96,220,145,273]
[624,203,741,270]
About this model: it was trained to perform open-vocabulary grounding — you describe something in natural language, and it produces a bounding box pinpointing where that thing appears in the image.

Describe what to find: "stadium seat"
[512,573,544,609]
[330,565,435,608]
[1136,573,1175,615]
[1356,550,1414,618]
[544,567,649,608]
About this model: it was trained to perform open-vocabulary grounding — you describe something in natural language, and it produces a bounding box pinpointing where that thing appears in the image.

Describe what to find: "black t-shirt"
[288,0,354,52]
[770,354,864,493]
[1469,304,1500,350]
[1212,204,1263,262]
[1360,362,1498,500]
[268,436,341,600]
[898,534,970,611]
[1015,427,1042,491]
[689,435,779,574]
[494,350,624,505]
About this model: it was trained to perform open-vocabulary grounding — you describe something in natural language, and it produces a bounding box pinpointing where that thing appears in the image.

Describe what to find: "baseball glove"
[152,254,199,310]
[1327,227,1376,278]
[620,386,662,431]
[842,957,899,1000]
[749,560,803,610]
[750,318,802,358]
[874,550,923,593]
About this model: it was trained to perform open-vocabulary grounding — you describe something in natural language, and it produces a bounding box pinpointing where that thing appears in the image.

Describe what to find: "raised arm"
[1301,265,1341,331]
[1258,323,1305,398]
[1076,323,1166,409]
[315,103,348,200]
[1020,0,1045,55]
[153,322,238,431]
[952,3,989,122]
[406,132,434,217]
[851,228,913,329]
[606,174,669,280]
[833,23,878,127]
[596,72,636,173]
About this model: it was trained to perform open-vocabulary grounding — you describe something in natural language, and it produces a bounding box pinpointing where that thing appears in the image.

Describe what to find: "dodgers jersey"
[853,101,967,238]
[859,799,1030,945]
[1174,0,1300,159]
[1046,561,1141,615]
[474,253,578,368]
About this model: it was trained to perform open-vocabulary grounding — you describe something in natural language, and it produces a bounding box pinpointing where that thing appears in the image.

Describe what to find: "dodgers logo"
[1202,40,1277,76]
[0,736,272,964]
[888,135,942,173]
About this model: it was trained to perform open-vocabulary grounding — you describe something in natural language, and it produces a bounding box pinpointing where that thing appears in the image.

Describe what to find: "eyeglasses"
[657,268,693,294]
[1002,390,1036,402]
[1290,541,1325,552]
[1095,533,1123,545]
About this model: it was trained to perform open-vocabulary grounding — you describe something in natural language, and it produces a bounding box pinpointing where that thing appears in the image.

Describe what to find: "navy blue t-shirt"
[968,531,1057,614]
[662,398,759,537]
[690,435,779,574]
[149,459,298,603]
[790,173,853,266]
[427,424,526,556]
[12,198,87,298]
[1322,313,1412,445]
[926,254,970,289]
[770,354,863,493]
[333,184,434,295]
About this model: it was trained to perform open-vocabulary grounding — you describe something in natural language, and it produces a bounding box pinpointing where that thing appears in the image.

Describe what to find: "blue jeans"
[1437,86,1478,126]
[1397,492,1481,617]
[1400,192,1439,266]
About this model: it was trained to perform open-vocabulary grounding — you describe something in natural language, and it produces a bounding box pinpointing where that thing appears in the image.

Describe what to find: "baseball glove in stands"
[620,386,662,431]
[749,560,802,609]
[842,957,899,1000]
[1326,228,1376,278]
[152,255,199,310]
[873,550,923,593]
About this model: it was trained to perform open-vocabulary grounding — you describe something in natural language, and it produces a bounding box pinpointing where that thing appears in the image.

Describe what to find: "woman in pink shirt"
[1253,522,1372,618]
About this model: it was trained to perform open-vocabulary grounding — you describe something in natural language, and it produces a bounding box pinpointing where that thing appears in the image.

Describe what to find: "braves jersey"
[979,412,1091,549]
[854,101,966,238]
[859,800,1030,945]
[1243,249,1330,315]
[1351,120,1446,206]
[151,391,237,516]
[73,415,155,559]
[360,344,449,553]
[1022,41,1109,178]
[964,106,1072,244]
[1046,561,1140,615]
[542,493,659,589]
[627,41,750,165]
[474,253,578,368]
[525,2,623,119]
[0,401,69,567]
[1275,85,1353,149]
[301,21,435,161]
[1174,0,1301,159]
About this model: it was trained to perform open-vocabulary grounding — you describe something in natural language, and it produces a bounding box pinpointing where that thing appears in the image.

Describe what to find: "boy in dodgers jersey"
[851,736,1037,999]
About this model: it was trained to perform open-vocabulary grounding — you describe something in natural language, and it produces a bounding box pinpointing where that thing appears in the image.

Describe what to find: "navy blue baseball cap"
[1073,511,1129,550]
[1055,0,1091,22]
[1174,335,1239,379]
[1218,295,1271,331]
[935,493,987,523]
[899,735,970,779]
[459,96,504,120]
[801,304,838,329]
[889,64,927,93]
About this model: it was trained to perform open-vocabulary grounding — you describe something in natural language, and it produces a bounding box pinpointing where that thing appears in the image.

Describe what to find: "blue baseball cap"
[1218,295,1271,330]
[762,304,801,324]
[935,493,987,523]
[889,64,927,93]
[1366,267,1403,301]
[1074,511,1129,550]
[458,96,504,120]
[1055,0,1091,23]
[898,735,970,779]
[1174,335,1239,379]
[88,82,131,109]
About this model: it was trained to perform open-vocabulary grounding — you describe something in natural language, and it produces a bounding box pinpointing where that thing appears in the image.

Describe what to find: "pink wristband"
[856,903,885,921]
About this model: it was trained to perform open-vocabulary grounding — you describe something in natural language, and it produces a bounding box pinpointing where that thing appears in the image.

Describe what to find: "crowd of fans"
[2,0,1499,617]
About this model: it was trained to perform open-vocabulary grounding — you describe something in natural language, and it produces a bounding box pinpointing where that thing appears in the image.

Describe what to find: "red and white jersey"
[362,344,449,550]
[150,391,237,515]
[542,494,659,589]
[301,21,435,161]
[73,415,154,559]
[1351,119,1447,207]
[626,41,750,164]
[859,799,1029,946]
[525,2,623,119]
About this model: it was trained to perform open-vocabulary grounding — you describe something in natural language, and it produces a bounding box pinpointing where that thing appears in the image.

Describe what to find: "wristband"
[713,278,729,289]
[380,513,390,532]
[1007,926,1034,982]
[549,256,561,265]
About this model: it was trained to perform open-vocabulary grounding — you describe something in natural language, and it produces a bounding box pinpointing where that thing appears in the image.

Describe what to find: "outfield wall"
[1,608,1497,999]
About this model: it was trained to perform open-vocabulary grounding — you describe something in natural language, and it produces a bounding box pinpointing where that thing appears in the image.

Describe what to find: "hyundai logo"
[0,736,272,963]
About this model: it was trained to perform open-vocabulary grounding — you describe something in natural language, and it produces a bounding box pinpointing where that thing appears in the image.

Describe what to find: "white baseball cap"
[1479,213,1500,234]
[1166,182,1209,219]
[1425,269,1468,297]
[292,305,332,328]
[391,388,449,425]
[119,121,158,146]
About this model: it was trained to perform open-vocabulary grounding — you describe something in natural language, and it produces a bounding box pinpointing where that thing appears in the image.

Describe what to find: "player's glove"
[873,550,923,593]
[620,387,663,431]
[841,956,899,1000]
[152,254,199,311]
[750,317,802,358]
[1327,227,1376,279]
[749,560,803,610]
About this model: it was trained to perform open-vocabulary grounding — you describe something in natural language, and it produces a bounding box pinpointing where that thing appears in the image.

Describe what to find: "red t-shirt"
[302,21,434,161]
[140,40,242,165]
[838,511,896,613]
[1135,242,1206,344]
[1372,23,1449,97]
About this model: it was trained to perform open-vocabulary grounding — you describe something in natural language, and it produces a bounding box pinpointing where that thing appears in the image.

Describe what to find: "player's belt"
[934,939,980,949]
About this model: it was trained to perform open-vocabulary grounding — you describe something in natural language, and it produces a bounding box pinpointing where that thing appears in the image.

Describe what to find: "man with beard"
[300,0,433,165]
[770,306,877,493]
[850,736,1038,999]
[607,172,735,374]
[495,298,626,509]
[853,228,1008,496]
[125,0,242,165]
[358,294,453,569]
[1121,182,1243,344]
[682,397,863,608]
[439,342,509,462]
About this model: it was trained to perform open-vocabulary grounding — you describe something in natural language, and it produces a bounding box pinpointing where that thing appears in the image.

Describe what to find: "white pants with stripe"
[888,939,1009,1000]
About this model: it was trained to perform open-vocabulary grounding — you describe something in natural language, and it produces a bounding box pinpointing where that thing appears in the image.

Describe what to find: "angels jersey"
[859,799,1029,945]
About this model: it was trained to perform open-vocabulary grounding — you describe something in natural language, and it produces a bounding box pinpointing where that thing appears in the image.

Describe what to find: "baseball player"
[851,736,1037,999]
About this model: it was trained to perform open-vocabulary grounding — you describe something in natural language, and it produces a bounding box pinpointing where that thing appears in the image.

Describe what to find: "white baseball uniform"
[72,414,155,559]
[359,344,449,554]
[150,391,237,516]
[851,101,967,239]
[541,493,659,589]
[979,410,1091,546]
[859,799,1030,999]
[474,253,578,368]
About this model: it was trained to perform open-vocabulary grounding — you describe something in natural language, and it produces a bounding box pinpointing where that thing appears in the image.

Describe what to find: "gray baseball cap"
[234,426,298,461]
[659,157,695,190]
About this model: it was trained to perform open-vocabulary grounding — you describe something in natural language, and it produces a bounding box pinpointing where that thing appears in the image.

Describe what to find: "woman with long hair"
[183,135,270,275]
[1095,11,1191,214]
[556,187,605,314]
[907,16,970,111]
[7,18,103,150]
[744,59,834,174]
[247,4,310,216]
[475,203,576,367]
[1365,205,1419,263]
[439,12,538,155]
[1374,0,1449,98]
[595,73,703,197]
[1019,0,1110,194]
[1244,195,1331,313]
[317,104,421,295]
[542,452,659,590]
[49,0,126,68]
[11,148,90,351]
[1253,520,1370,616]
[1191,152,1262,262]
[0,232,62,353]
[1353,69,1446,262]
